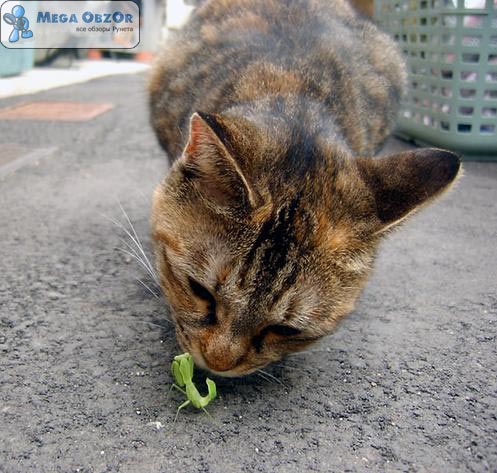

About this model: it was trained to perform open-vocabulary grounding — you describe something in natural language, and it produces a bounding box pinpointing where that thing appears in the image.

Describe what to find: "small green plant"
[170,352,217,422]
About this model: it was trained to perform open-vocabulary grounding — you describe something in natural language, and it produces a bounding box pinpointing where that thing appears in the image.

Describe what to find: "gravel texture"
[0,73,496,473]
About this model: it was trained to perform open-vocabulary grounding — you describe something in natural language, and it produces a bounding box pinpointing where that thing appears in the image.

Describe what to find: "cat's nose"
[204,354,241,372]
[201,338,244,372]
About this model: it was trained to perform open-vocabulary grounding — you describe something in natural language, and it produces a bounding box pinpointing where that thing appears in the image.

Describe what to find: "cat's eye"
[252,324,302,353]
[267,324,302,337]
[188,277,217,325]
[188,277,213,301]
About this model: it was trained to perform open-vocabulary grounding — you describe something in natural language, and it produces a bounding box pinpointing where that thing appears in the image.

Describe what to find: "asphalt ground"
[0,72,496,473]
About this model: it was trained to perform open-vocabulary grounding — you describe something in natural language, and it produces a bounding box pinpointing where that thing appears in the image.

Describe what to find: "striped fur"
[149,0,461,376]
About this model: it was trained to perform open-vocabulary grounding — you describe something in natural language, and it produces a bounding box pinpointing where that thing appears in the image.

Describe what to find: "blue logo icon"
[3,5,33,42]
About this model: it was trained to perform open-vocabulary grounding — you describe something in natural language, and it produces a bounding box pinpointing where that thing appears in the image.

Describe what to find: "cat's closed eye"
[252,324,303,353]
[188,277,217,325]
[266,324,302,337]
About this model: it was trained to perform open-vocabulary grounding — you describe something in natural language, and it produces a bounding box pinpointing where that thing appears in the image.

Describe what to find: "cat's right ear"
[179,111,258,209]
[357,148,461,234]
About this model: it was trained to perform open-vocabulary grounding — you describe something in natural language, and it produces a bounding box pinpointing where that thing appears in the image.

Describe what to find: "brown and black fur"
[149,0,461,376]
[149,0,406,159]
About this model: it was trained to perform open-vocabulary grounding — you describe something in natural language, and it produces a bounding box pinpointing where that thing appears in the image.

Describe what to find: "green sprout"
[170,352,217,422]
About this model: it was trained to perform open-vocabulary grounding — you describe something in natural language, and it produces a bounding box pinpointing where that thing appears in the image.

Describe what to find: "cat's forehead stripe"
[238,195,300,289]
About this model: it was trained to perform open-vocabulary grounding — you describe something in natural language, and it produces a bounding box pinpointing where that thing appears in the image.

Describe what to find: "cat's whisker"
[118,202,159,286]
[104,212,160,286]
[280,358,314,367]
[285,348,332,358]
[136,277,160,299]
[115,241,152,276]
[112,346,174,357]
[276,362,320,376]
[105,212,150,259]
[127,319,171,329]
[104,314,172,329]
[115,247,159,285]
[256,368,285,386]
[117,235,154,271]
[255,371,273,384]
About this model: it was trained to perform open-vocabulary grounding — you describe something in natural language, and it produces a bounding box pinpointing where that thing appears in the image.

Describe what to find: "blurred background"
[0,0,374,97]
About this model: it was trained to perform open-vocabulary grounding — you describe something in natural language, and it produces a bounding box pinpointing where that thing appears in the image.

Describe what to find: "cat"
[148,0,461,376]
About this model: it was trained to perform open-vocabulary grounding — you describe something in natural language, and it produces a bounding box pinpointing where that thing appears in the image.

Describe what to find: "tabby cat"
[148,0,461,376]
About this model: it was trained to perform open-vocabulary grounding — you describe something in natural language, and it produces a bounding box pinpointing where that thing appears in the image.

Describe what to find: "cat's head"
[151,111,460,376]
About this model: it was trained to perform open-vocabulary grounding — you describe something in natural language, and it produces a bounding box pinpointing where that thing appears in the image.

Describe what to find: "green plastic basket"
[375,0,497,160]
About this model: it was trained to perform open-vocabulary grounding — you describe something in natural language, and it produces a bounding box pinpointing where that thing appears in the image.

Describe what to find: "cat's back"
[149,0,406,158]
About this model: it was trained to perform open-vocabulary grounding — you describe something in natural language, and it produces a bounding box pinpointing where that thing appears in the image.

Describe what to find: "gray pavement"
[0,72,496,473]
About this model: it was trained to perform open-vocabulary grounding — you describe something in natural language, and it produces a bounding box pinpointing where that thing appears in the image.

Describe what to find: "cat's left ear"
[180,111,259,209]
[357,148,461,234]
